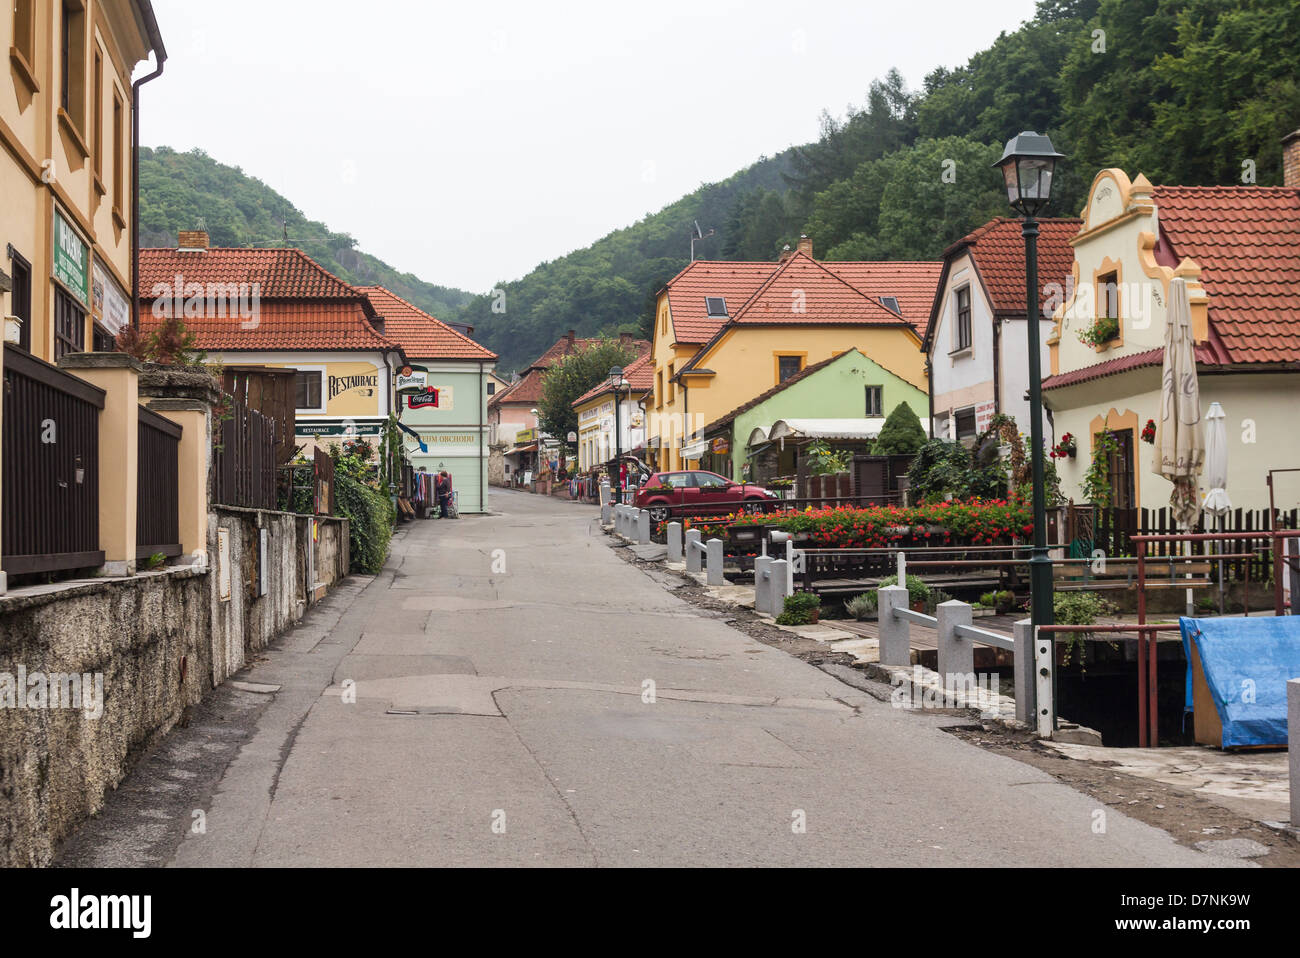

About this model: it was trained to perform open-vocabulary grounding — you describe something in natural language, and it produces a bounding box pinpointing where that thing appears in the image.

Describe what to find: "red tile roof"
[661,261,775,344]
[730,252,910,327]
[1153,185,1300,364]
[1041,344,1223,390]
[948,216,1080,314]
[823,261,944,333]
[571,353,654,407]
[138,248,399,352]
[358,286,496,361]
[490,335,650,406]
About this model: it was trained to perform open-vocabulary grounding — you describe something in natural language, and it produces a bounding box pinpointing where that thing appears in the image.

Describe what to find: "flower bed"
[658,498,1033,548]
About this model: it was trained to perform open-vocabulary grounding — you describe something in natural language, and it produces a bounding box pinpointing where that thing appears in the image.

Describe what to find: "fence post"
[897,550,906,583]
[60,353,141,576]
[706,537,724,586]
[145,398,212,563]
[936,600,974,695]
[1290,679,1299,829]
[1013,619,1036,726]
[666,522,682,562]
[769,559,790,615]
[600,482,612,525]
[1034,629,1055,737]
[637,509,651,545]
[685,529,702,573]
[877,585,910,666]
[754,555,772,614]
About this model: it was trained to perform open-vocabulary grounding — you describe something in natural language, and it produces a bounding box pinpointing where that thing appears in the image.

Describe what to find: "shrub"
[873,403,926,456]
[776,591,821,625]
[879,573,931,606]
[844,592,877,620]
[336,472,394,575]
[1053,591,1115,626]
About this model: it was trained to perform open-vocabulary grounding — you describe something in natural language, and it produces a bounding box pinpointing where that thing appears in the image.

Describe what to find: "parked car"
[633,470,777,523]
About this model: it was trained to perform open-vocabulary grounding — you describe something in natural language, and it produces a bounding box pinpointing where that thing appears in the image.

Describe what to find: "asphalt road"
[58,488,1232,867]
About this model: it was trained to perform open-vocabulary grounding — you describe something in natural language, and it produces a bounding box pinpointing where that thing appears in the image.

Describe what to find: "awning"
[746,426,770,449]
[681,438,709,460]
[505,443,538,456]
[768,418,887,442]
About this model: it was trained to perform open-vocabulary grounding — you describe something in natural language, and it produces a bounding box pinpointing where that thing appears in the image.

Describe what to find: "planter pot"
[910,600,926,613]
[809,608,820,624]
[971,607,997,618]
[1067,448,1077,459]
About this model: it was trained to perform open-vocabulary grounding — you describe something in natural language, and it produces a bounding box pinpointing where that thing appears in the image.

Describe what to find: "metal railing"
[213,397,277,511]
[136,405,182,560]
[1,345,105,575]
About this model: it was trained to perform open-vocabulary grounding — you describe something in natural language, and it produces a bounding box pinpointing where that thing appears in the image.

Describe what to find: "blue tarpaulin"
[1180,616,1300,748]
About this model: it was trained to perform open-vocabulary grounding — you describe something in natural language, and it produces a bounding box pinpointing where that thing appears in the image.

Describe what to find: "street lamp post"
[609,366,625,503]
[994,131,1064,662]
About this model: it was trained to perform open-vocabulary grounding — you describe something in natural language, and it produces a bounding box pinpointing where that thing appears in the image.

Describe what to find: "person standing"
[436,471,452,519]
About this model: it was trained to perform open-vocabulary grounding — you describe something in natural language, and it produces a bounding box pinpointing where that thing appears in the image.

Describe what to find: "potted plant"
[776,591,822,625]
[844,592,877,621]
[1078,315,1120,348]
[1049,433,1076,460]
[1141,419,1157,445]
[879,573,931,613]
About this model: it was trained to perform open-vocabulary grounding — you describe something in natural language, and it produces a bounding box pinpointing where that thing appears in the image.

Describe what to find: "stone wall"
[0,508,350,866]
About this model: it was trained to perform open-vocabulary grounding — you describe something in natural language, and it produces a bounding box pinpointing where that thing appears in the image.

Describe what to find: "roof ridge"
[359,285,494,356]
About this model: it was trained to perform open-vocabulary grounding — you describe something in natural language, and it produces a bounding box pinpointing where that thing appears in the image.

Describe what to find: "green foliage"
[873,403,926,456]
[1053,590,1115,626]
[775,591,822,625]
[115,316,206,367]
[1082,428,1121,508]
[980,590,1015,609]
[805,440,851,476]
[536,339,642,444]
[907,439,1006,504]
[844,592,878,620]
[879,574,932,606]
[138,147,473,324]
[335,472,393,575]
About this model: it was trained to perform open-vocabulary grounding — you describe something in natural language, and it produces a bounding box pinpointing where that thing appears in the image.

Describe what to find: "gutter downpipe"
[130,7,167,327]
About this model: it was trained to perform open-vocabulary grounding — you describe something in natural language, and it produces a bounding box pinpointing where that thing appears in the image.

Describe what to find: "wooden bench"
[1054,556,1214,591]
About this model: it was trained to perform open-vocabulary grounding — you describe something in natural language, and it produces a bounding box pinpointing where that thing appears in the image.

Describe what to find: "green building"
[696,348,928,481]
[362,287,498,513]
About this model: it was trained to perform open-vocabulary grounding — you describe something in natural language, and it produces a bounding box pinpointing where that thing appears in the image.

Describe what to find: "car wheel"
[648,505,671,523]
[742,499,765,515]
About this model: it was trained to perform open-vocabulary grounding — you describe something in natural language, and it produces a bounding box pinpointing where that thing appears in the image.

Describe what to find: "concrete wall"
[0,508,349,866]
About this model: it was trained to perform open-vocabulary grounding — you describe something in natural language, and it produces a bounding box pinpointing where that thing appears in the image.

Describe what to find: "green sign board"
[296,420,384,438]
[53,211,89,305]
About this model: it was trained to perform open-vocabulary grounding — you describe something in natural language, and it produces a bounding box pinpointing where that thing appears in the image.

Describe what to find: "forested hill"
[463,0,1298,371]
[137,146,475,323]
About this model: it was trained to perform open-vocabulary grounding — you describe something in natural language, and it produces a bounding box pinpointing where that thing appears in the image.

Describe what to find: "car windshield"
[661,473,693,488]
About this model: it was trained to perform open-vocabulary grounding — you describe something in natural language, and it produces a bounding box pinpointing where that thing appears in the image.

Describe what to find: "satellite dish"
[693,221,703,239]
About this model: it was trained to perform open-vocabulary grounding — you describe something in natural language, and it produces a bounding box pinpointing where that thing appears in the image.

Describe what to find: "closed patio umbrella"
[1157,276,1205,616]
[1202,402,1231,613]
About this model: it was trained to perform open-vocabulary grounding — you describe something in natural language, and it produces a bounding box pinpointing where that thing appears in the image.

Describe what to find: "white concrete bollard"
[769,559,791,617]
[637,509,651,544]
[706,538,724,586]
[753,555,772,614]
[685,529,703,573]
[1013,619,1035,726]
[876,585,910,666]
[936,599,974,689]
[1034,629,1055,737]
[666,522,683,562]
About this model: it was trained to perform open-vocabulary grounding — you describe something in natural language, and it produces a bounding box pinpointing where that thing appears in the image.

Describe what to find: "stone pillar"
[666,522,682,562]
[754,555,772,614]
[1013,619,1036,726]
[706,538,724,586]
[637,509,651,545]
[877,585,910,666]
[685,529,702,573]
[59,353,143,576]
[768,559,790,616]
[146,399,209,562]
[936,599,974,689]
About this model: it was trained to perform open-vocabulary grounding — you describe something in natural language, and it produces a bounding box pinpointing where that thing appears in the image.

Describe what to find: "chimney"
[177,230,209,251]
[619,332,634,347]
[778,244,793,263]
[797,234,813,258]
[1284,129,1300,189]
[567,329,576,344]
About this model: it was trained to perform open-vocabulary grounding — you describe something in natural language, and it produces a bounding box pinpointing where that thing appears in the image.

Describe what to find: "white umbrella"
[1157,276,1205,617]
[1156,277,1205,528]
[1202,401,1231,614]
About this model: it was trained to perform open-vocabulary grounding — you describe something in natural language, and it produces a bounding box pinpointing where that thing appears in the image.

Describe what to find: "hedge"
[336,472,394,574]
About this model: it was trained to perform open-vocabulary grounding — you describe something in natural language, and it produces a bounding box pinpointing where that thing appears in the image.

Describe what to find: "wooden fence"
[212,397,277,511]
[222,366,296,465]
[136,405,182,559]
[1,345,105,575]
[313,447,335,516]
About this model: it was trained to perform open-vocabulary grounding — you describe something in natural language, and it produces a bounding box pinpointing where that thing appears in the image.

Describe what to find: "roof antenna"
[690,220,715,262]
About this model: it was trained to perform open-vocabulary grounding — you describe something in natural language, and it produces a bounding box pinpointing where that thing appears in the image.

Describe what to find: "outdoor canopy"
[1156,276,1205,528]
[768,418,888,443]
[681,438,709,460]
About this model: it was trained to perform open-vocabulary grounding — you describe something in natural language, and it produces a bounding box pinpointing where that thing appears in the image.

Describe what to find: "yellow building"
[2,0,165,360]
[647,237,940,471]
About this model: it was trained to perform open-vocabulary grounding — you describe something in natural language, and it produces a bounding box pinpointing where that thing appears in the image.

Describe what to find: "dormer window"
[879,296,900,314]
[705,297,728,317]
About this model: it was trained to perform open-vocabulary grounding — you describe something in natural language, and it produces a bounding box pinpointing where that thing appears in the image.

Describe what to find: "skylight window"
[705,297,728,317]
[879,296,901,314]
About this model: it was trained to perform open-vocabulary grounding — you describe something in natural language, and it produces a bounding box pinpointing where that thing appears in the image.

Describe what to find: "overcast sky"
[139,0,1039,293]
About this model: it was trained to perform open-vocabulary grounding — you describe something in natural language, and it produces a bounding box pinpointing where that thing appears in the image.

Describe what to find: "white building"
[572,354,652,471]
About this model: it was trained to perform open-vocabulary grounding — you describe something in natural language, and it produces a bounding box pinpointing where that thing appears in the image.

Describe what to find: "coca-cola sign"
[407,388,440,409]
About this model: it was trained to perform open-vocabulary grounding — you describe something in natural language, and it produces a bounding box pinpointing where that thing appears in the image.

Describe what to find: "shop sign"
[92,260,130,335]
[407,387,440,409]
[395,369,428,392]
[711,437,731,455]
[297,420,384,437]
[53,211,89,305]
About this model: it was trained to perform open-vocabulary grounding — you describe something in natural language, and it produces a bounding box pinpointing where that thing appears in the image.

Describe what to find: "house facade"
[2,0,164,361]
[695,347,929,481]
[1043,156,1300,514]
[924,217,1078,446]
[360,286,497,514]
[647,237,939,472]
[571,353,652,473]
[139,237,403,453]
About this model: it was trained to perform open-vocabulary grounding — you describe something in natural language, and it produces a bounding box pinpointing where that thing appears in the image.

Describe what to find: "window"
[656,370,663,408]
[60,1,87,130]
[486,381,496,395]
[295,370,323,410]
[12,0,35,72]
[92,47,103,181]
[954,407,977,442]
[879,296,900,314]
[112,91,124,212]
[54,287,86,361]
[778,355,802,382]
[667,363,675,401]
[9,253,32,353]
[1098,270,1120,321]
[92,323,115,352]
[663,472,693,489]
[955,286,972,352]
[693,472,729,490]
[705,297,728,317]
[1104,428,1136,509]
[865,385,883,417]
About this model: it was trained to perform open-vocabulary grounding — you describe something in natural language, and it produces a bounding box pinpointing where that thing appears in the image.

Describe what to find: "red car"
[633,470,777,523]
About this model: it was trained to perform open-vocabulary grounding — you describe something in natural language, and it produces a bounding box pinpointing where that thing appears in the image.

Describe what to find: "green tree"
[536,339,642,445]
[873,403,927,456]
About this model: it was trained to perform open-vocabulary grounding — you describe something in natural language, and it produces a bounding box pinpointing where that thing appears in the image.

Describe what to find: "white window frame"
[293,364,328,414]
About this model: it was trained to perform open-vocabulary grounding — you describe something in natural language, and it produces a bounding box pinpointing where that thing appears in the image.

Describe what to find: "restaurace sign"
[328,373,379,400]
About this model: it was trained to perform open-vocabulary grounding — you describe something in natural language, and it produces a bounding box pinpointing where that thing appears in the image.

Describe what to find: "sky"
[139,0,1040,294]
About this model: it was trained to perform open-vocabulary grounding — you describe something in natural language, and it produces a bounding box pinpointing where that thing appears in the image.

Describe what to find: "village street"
[58,489,1231,868]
